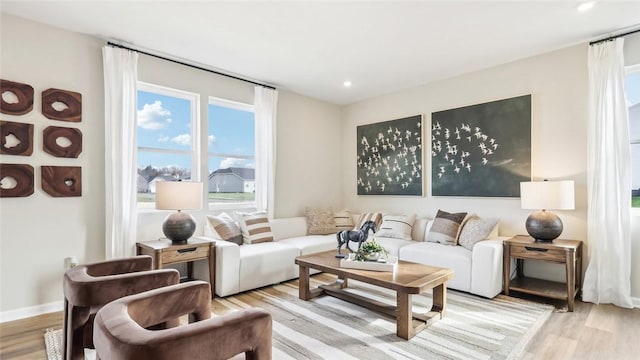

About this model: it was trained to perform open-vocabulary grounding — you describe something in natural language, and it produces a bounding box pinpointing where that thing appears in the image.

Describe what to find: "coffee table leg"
[397,292,413,340]
[432,283,447,318]
[299,265,311,300]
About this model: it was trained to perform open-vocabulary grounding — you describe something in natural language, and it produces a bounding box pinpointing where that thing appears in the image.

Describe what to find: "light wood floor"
[2,275,640,359]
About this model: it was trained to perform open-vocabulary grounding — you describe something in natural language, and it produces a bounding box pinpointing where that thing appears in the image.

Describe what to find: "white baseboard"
[0,301,63,323]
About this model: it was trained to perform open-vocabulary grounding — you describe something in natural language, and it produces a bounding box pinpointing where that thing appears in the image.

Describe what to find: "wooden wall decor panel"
[41,88,82,122]
[0,163,34,197]
[0,120,34,156]
[42,126,82,158]
[0,79,34,115]
[41,166,81,197]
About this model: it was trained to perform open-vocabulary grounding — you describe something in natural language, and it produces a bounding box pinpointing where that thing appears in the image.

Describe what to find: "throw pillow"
[235,211,274,244]
[426,209,468,245]
[354,212,383,231]
[458,215,499,250]
[206,213,243,245]
[305,207,337,235]
[376,214,416,240]
[333,209,355,232]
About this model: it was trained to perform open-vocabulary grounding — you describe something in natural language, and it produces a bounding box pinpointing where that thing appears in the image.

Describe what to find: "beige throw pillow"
[426,209,468,245]
[305,207,337,235]
[376,214,416,240]
[458,215,499,250]
[235,211,274,244]
[354,212,383,231]
[206,213,243,245]
[333,209,354,232]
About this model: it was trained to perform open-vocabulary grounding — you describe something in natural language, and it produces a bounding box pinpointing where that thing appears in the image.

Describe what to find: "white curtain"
[583,38,633,308]
[254,86,278,218]
[102,46,139,259]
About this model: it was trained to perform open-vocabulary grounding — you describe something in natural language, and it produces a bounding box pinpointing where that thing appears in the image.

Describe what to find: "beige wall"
[340,45,590,283]
[0,14,342,316]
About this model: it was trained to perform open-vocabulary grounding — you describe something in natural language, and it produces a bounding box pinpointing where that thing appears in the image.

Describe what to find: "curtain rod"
[107,42,276,90]
[589,28,640,46]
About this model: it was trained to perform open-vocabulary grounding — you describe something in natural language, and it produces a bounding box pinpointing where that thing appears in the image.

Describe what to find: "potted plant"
[355,237,388,262]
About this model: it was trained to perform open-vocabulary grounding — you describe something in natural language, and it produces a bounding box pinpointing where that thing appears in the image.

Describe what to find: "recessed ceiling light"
[343,80,352,88]
[577,1,595,12]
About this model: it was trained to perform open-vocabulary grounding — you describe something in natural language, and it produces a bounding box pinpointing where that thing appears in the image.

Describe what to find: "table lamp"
[155,180,203,244]
[520,180,574,242]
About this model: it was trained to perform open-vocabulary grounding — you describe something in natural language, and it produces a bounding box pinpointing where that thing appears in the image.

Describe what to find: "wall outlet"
[64,256,78,269]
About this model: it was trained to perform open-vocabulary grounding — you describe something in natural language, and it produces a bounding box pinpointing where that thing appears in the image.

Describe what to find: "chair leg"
[65,304,90,360]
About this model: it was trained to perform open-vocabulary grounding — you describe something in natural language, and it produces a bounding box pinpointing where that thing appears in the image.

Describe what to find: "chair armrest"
[64,268,180,306]
[84,255,153,276]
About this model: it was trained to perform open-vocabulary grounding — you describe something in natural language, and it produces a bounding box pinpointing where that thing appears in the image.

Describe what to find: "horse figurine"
[335,220,377,258]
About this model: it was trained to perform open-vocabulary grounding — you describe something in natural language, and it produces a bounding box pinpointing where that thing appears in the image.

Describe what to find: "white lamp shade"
[520,180,575,210]
[155,181,203,210]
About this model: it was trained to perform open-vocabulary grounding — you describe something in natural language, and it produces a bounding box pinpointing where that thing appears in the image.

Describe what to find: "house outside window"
[207,98,256,207]
[626,66,640,208]
[136,83,200,208]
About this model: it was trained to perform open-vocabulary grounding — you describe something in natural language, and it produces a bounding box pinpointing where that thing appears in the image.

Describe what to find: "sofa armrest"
[194,236,240,297]
[470,238,507,298]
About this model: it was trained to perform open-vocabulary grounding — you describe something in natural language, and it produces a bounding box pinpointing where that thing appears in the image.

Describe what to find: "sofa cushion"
[376,214,416,240]
[399,242,472,292]
[426,210,467,245]
[206,213,243,245]
[458,215,499,250]
[333,209,355,232]
[305,207,336,235]
[354,212,383,231]
[235,211,274,244]
[374,237,415,257]
[279,234,336,255]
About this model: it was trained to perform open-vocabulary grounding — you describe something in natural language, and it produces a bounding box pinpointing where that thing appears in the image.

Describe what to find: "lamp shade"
[155,181,203,210]
[520,180,575,210]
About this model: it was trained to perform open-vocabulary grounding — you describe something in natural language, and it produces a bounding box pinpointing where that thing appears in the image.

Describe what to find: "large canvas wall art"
[431,95,531,197]
[357,115,423,196]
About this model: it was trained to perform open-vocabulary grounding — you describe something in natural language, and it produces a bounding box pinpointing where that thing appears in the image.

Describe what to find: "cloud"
[157,135,169,142]
[208,135,216,146]
[171,134,191,146]
[220,157,246,169]
[137,101,172,130]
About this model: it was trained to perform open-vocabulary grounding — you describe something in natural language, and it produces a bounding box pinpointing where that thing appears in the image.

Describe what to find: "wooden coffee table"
[295,250,454,340]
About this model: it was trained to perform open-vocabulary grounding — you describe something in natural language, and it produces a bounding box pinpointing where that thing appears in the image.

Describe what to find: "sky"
[137,90,255,175]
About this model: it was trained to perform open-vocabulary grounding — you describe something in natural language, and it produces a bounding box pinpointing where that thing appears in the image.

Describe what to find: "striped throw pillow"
[206,213,243,245]
[426,210,468,245]
[235,211,274,244]
[376,214,416,240]
[333,209,355,232]
[354,212,383,232]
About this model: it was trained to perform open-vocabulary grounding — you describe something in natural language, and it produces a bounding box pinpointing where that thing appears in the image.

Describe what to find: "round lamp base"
[525,210,563,242]
[162,211,196,244]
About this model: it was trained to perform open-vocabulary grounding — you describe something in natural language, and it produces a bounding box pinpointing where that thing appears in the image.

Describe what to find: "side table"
[136,238,215,298]
[503,235,582,311]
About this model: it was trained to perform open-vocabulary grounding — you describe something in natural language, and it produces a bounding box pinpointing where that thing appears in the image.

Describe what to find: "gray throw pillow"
[458,215,499,250]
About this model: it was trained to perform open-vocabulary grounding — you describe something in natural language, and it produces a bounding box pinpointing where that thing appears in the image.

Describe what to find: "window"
[207,97,256,207]
[626,66,640,208]
[136,83,200,208]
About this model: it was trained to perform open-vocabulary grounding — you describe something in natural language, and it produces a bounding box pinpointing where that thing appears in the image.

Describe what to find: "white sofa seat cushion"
[279,234,336,255]
[374,237,416,257]
[238,242,299,292]
[399,242,472,292]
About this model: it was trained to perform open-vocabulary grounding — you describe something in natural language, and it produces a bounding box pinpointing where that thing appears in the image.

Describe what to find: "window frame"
[136,82,201,209]
[625,64,640,213]
[206,96,257,210]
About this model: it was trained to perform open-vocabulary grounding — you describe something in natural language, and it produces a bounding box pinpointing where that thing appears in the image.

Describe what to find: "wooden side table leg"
[576,244,583,299]
[566,249,576,312]
[503,242,511,295]
[209,244,215,298]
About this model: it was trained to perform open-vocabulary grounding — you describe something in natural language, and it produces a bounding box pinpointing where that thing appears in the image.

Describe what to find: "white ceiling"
[2,1,640,105]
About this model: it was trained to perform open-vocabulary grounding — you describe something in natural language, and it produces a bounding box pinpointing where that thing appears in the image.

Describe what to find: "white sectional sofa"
[197,216,507,298]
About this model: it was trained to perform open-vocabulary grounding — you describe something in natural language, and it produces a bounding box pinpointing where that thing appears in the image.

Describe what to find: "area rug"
[45,278,552,360]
